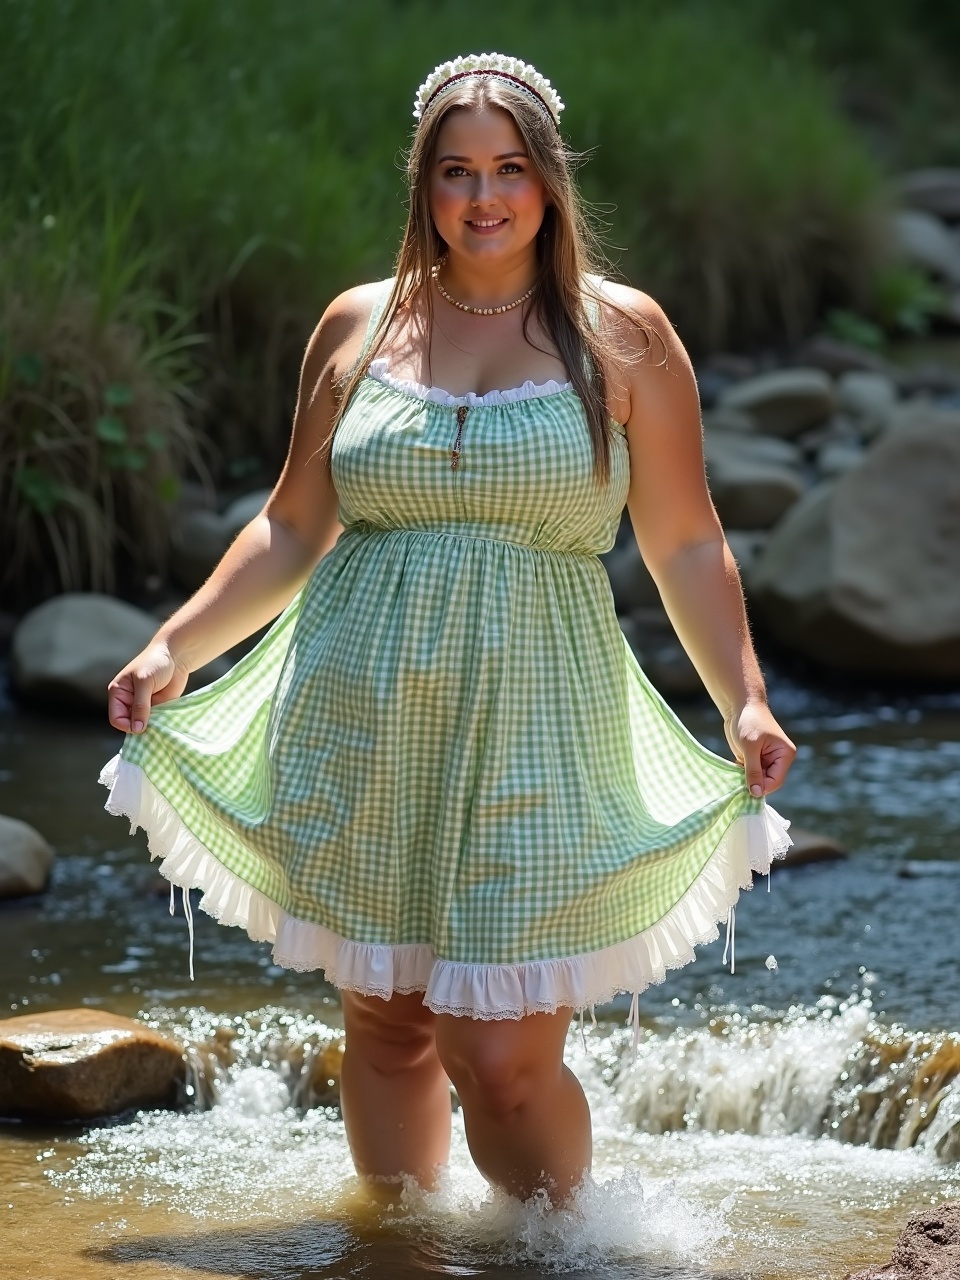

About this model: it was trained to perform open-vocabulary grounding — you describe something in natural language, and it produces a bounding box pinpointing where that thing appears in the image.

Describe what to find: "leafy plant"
[0,209,211,607]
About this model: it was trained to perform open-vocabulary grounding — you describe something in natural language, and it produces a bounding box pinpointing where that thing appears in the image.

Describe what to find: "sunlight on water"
[40,998,960,1279]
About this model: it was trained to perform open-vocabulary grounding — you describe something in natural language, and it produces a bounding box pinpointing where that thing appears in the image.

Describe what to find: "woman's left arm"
[610,286,796,797]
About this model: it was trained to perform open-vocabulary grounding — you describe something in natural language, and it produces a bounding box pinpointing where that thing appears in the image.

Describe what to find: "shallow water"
[2,675,960,1279]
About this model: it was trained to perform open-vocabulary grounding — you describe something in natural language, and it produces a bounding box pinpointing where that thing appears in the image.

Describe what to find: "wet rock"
[894,365,960,399]
[798,335,890,377]
[601,541,660,613]
[716,368,836,438]
[893,210,960,285]
[771,827,847,871]
[0,1008,186,1121]
[750,421,960,679]
[704,432,806,529]
[11,594,157,711]
[0,815,54,898]
[307,1036,345,1108]
[845,1200,960,1280]
[628,607,704,698]
[836,371,899,439]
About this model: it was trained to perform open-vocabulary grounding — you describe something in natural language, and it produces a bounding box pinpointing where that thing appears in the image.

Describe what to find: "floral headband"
[413,53,565,132]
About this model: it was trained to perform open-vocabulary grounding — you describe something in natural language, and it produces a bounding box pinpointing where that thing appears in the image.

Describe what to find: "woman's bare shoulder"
[305,277,397,370]
[585,275,679,367]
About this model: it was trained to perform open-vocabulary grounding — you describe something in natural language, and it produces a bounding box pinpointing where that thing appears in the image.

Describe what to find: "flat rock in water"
[772,827,847,871]
[899,168,960,221]
[0,1008,186,1121]
[845,1200,960,1279]
[0,814,54,899]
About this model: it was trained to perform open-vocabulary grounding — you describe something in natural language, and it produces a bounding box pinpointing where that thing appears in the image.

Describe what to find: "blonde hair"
[328,73,660,484]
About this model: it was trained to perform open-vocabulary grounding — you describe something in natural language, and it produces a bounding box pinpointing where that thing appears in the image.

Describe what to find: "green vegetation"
[1,0,957,602]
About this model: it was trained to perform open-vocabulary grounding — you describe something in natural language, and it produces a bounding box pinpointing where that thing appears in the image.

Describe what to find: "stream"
[2,672,960,1280]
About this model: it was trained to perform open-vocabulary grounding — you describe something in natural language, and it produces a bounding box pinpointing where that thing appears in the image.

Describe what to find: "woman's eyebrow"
[436,151,529,163]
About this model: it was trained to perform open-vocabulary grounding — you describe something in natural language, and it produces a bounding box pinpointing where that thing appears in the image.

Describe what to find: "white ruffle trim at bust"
[367,357,573,408]
[99,753,792,1020]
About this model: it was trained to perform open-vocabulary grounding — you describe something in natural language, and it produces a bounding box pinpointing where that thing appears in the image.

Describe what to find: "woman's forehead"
[434,105,525,159]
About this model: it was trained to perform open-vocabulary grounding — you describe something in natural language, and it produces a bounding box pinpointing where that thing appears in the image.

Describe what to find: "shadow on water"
[87,1219,734,1279]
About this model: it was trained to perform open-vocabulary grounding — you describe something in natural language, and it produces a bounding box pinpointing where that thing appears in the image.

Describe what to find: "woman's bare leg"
[339,990,451,1191]
[435,1008,591,1204]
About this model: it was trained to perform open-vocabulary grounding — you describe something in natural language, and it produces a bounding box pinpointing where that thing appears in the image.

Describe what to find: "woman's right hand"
[107,643,190,734]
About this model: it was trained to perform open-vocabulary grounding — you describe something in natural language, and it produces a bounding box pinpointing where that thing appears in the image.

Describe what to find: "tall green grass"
[0,0,910,602]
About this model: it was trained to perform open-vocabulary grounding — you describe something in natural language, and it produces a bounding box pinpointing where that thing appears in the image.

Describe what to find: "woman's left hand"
[724,702,797,798]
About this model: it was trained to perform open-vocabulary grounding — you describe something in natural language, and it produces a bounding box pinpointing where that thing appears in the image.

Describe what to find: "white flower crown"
[413,53,565,130]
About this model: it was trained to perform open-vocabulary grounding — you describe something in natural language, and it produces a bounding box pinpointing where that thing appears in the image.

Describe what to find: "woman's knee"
[434,1013,569,1118]
[341,990,438,1076]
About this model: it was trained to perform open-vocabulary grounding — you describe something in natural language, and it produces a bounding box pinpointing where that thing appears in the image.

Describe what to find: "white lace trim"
[99,753,792,1020]
[367,357,574,408]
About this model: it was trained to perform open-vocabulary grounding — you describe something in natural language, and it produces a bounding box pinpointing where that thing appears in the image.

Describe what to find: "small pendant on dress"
[451,405,469,470]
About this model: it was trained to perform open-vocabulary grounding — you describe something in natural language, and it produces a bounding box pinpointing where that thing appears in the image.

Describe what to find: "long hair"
[328,73,662,484]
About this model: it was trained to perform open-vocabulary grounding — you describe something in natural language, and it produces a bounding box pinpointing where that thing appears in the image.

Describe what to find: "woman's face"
[429,105,549,267]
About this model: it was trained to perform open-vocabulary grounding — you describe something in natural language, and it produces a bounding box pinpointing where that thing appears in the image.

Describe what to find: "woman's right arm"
[106,283,378,735]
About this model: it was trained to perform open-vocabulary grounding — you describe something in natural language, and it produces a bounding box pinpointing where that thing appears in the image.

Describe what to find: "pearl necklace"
[431,260,536,315]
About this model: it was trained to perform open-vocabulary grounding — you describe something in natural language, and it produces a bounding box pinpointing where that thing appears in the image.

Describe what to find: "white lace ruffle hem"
[367,358,573,408]
[99,752,792,1019]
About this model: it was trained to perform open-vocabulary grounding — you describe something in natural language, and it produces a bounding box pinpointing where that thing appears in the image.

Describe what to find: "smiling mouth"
[466,218,508,227]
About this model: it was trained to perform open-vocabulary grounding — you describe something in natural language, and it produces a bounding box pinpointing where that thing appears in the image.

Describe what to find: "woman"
[102,53,795,1207]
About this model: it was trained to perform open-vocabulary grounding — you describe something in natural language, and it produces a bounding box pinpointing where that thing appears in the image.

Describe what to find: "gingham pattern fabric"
[111,278,764,974]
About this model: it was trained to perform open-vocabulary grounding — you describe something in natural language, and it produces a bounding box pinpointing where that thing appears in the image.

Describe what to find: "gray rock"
[0,1009,185,1121]
[705,432,806,529]
[601,541,660,613]
[836,371,899,438]
[817,440,866,477]
[893,209,960,285]
[0,815,54,898]
[725,530,770,578]
[751,423,960,678]
[899,167,960,221]
[798,335,890,377]
[772,827,847,872]
[717,368,837,437]
[222,489,271,540]
[844,1200,960,1280]
[11,595,158,710]
[885,401,960,437]
[701,405,756,434]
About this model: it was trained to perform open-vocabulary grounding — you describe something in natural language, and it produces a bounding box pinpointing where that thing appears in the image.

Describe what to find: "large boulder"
[10,594,229,711]
[704,432,806,529]
[716,369,836,438]
[0,815,54,899]
[750,422,960,679]
[0,1009,186,1120]
[12,595,158,710]
[845,1201,960,1280]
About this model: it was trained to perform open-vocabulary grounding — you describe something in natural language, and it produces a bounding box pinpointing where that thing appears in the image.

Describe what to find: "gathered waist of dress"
[338,519,611,560]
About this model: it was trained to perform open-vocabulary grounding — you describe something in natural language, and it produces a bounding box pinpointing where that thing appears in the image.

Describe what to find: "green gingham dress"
[100,278,791,1018]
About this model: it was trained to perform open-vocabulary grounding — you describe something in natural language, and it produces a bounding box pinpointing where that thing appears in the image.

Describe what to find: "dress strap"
[582,274,604,334]
[358,277,394,362]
